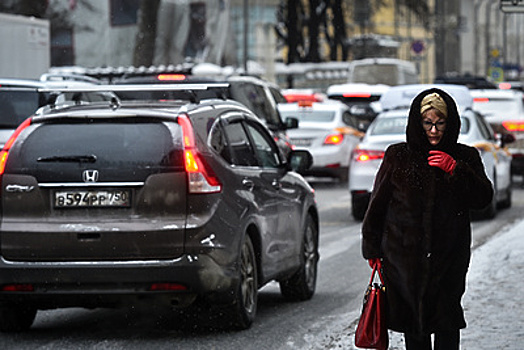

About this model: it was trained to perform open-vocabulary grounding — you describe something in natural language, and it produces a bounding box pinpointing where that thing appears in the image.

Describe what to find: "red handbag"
[354,262,388,350]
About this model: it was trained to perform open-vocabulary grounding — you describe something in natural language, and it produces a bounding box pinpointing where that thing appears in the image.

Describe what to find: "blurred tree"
[276,0,306,64]
[133,0,161,67]
[276,0,429,63]
[305,0,322,62]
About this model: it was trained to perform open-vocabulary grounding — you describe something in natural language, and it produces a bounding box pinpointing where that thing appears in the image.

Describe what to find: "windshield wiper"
[37,155,97,163]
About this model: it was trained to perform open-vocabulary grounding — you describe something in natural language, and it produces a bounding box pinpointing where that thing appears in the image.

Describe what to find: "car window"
[370,116,469,136]
[279,109,336,123]
[0,90,41,127]
[230,82,281,127]
[244,122,281,169]
[269,86,287,104]
[473,98,521,118]
[474,112,495,141]
[8,121,183,171]
[370,117,407,135]
[222,120,258,167]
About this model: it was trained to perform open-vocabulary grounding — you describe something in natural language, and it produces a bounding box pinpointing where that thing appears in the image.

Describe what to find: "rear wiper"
[37,155,97,163]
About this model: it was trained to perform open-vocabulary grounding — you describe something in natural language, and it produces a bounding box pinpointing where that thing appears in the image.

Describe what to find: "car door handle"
[242,178,254,191]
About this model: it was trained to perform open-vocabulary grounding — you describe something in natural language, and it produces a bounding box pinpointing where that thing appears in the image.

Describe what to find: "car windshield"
[279,109,336,123]
[0,90,41,128]
[369,116,469,136]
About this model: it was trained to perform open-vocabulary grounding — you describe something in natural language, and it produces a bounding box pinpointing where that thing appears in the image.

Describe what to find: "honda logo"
[82,170,99,183]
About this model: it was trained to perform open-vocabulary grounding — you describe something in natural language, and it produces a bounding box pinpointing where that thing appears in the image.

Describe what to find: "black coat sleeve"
[449,145,494,210]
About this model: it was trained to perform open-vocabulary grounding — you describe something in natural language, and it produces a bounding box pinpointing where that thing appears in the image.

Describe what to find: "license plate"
[54,190,130,208]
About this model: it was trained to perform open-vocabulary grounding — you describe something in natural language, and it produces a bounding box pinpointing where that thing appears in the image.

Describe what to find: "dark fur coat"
[361,88,494,334]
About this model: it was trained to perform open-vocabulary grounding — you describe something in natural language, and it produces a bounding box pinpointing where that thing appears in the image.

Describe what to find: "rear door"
[1,117,187,261]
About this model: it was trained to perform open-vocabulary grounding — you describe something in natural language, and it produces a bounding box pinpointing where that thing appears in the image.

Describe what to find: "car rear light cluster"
[324,133,344,145]
[0,118,32,176]
[1,284,34,292]
[352,149,384,162]
[178,114,222,194]
[502,120,524,132]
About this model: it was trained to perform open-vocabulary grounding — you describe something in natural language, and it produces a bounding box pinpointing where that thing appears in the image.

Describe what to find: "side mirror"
[285,117,299,130]
[288,149,313,174]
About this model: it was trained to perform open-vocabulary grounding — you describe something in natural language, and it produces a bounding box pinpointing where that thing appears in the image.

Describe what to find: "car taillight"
[149,283,187,291]
[157,74,187,81]
[177,114,222,194]
[352,149,384,162]
[324,133,344,145]
[0,118,32,176]
[473,97,489,103]
[502,120,524,132]
[1,284,34,292]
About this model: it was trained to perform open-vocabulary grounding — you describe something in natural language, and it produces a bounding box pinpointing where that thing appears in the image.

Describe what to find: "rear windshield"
[369,117,469,135]
[9,121,184,170]
[279,109,336,123]
[0,90,41,128]
[473,98,521,119]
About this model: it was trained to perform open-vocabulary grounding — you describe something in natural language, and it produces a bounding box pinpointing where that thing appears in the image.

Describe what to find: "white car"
[326,83,390,131]
[349,84,513,221]
[278,100,363,182]
[470,88,524,178]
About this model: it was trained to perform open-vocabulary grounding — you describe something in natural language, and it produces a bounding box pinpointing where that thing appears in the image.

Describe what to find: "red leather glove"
[428,150,456,174]
[368,258,382,269]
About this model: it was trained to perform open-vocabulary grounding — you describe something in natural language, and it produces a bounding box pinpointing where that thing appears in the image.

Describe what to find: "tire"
[0,303,37,332]
[351,193,369,221]
[279,215,319,301]
[226,235,258,330]
[498,183,512,209]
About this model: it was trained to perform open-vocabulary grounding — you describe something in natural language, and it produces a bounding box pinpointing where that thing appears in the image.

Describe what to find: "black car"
[0,76,115,148]
[0,85,319,331]
[113,73,298,155]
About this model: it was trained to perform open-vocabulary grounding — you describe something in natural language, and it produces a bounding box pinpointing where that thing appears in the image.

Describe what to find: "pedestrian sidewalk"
[319,218,524,350]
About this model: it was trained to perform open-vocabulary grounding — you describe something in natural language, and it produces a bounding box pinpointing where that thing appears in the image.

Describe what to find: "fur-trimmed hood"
[406,87,461,156]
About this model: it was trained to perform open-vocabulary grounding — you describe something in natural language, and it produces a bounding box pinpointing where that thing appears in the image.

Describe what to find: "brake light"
[1,284,34,292]
[353,149,384,162]
[149,283,187,291]
[324,133,344,145]
[499,82,512,90]
[502,120,524,132]
[178,114,222,194]
[157,74,186,81]
[0,118,32,175]
[473,97,489,103]
[342,93,372,98]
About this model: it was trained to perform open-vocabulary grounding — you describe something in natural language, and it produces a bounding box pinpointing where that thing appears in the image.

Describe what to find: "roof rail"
[37,83,230,93]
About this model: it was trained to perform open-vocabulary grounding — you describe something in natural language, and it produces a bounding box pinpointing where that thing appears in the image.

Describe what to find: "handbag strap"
[369,261,385,285]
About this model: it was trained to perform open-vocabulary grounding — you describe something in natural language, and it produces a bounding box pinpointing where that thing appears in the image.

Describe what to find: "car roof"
[379,84,473,112]
[469,88,524,98]
[326,83,390,96]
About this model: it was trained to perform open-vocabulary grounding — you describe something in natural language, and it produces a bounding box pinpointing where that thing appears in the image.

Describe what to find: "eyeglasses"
[422,120,446,131]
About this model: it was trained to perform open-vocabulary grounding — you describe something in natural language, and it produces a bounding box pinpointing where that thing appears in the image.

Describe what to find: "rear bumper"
[0,253,239,309]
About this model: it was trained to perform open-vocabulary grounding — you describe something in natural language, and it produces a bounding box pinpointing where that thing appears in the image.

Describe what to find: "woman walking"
[361,88,493,349]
